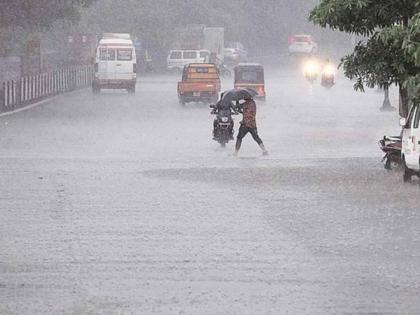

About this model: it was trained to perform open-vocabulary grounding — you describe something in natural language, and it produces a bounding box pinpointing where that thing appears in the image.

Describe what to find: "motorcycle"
[321,64,336,88]
[321,74,335,88]
[216,60,231,78]
[305,72,318,83]
[303,59,319,83]
[378,135,402,170]
[210,104,237,147]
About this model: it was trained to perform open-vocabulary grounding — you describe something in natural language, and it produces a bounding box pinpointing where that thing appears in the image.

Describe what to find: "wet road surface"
[1,67,419,314]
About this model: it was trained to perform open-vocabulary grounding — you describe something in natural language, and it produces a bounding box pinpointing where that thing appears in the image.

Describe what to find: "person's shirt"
[241,99,257,128]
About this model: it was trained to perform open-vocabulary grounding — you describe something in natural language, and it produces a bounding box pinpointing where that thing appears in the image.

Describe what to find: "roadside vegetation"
[310,0,420,117]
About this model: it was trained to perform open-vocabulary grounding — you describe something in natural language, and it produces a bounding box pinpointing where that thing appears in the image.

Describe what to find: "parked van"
[401,103,420,182]
[93,33,137,93]
[166,50,210,73]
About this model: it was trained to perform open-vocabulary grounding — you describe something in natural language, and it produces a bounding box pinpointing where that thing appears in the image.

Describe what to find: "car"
[167,50,210,73]
[177,63,221,104]
[400,103,420,182]
[288,34,318,55]
[224,42,247,64]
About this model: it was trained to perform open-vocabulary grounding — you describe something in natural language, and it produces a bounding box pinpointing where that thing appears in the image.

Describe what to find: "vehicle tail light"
[288,36,295,45]
[133,63,137,73]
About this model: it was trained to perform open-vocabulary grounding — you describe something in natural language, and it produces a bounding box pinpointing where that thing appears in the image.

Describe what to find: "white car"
[288,35,318,55]
[401,103,420,182]
[166,50,210,73]
[224,42,247,64]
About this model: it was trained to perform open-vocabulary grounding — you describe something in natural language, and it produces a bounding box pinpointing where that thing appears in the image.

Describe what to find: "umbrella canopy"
[221,88,258,105]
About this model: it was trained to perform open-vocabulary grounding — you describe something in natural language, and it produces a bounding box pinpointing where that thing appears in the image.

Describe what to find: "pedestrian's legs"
[249,128,268,155]
[235,125,248,155]
[249,128,263,145]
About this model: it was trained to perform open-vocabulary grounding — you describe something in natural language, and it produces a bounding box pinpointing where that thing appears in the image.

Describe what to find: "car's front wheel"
[179,96,186,105]
[92,83,100,94]
[403,156,413,183]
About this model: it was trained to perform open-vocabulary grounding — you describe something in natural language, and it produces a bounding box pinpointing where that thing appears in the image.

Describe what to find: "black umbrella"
[220,88,258,105]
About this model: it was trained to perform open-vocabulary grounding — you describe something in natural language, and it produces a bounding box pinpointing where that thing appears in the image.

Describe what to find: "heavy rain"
[0,1,419,314]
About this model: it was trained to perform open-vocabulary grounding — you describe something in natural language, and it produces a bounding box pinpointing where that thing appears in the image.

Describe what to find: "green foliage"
[310,0,419,35]
[404,13,420,66]
[310,0,420,116]
[341,32,405,91]
[0,0,94,30]
[403,14,420,103]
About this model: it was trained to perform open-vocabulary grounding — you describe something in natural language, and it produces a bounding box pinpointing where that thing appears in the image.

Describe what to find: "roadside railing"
[0,65,94,113]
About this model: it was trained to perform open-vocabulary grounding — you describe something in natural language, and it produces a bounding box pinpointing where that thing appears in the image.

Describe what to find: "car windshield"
[183,51,197,59]
[293,36,311,42]
[117,49,132,61]
[99,48,115,60]
[200,51,209,59]
[236,70,264,83]
[195,67,209,73]
[170,51,182,59]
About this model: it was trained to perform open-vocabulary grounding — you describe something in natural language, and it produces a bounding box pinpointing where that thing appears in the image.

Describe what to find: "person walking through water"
[234,96,268,156]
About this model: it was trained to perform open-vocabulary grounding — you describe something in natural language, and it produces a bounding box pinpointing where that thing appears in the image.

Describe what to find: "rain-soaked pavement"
[1,64,419,314]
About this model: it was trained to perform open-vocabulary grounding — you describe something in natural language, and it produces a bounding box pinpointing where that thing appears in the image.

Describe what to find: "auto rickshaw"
[233,63,266,100]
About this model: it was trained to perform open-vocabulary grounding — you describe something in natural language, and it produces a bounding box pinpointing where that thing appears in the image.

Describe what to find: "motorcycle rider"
[210,53,230,78]
[234,96,268,156]
[321,58,335,85]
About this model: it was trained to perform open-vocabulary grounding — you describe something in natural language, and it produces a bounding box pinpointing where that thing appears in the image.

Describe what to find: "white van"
[93,34,137,93]
[166,50,210,73]
[401,103,420,182]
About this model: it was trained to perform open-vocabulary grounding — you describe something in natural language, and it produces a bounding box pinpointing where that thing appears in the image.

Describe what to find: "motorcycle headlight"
[221,117,229,122]
[303,60,320,76]
[323,64,336,76]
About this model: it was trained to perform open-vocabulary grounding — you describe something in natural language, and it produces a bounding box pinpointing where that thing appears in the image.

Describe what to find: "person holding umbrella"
[234,90,268,156]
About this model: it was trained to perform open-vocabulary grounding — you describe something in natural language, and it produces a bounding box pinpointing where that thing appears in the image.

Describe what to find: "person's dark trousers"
[235,124,263,151]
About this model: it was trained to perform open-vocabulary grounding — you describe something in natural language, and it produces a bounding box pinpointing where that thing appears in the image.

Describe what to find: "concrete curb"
[0,98,54,118]
[0,89,86,118]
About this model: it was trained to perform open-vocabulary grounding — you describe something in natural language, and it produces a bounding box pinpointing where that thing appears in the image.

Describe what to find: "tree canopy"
[310,0,419,35]
[310,0,420,117]
[0,0,94,30]
[402,13,420,104]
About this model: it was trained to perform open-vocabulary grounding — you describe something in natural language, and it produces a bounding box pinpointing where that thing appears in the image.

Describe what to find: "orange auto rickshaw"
[233,63,265,100]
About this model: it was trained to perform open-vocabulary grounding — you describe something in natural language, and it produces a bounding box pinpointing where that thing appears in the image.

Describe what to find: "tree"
[0,0,94,31]
[310,0,420,117]
[402,13,420,105]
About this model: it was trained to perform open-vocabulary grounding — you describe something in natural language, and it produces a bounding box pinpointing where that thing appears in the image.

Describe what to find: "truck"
[177,63,221,105]
[172,25,225,61]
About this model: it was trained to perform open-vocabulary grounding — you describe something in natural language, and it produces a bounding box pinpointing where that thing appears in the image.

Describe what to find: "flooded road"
[1,66,419,314]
